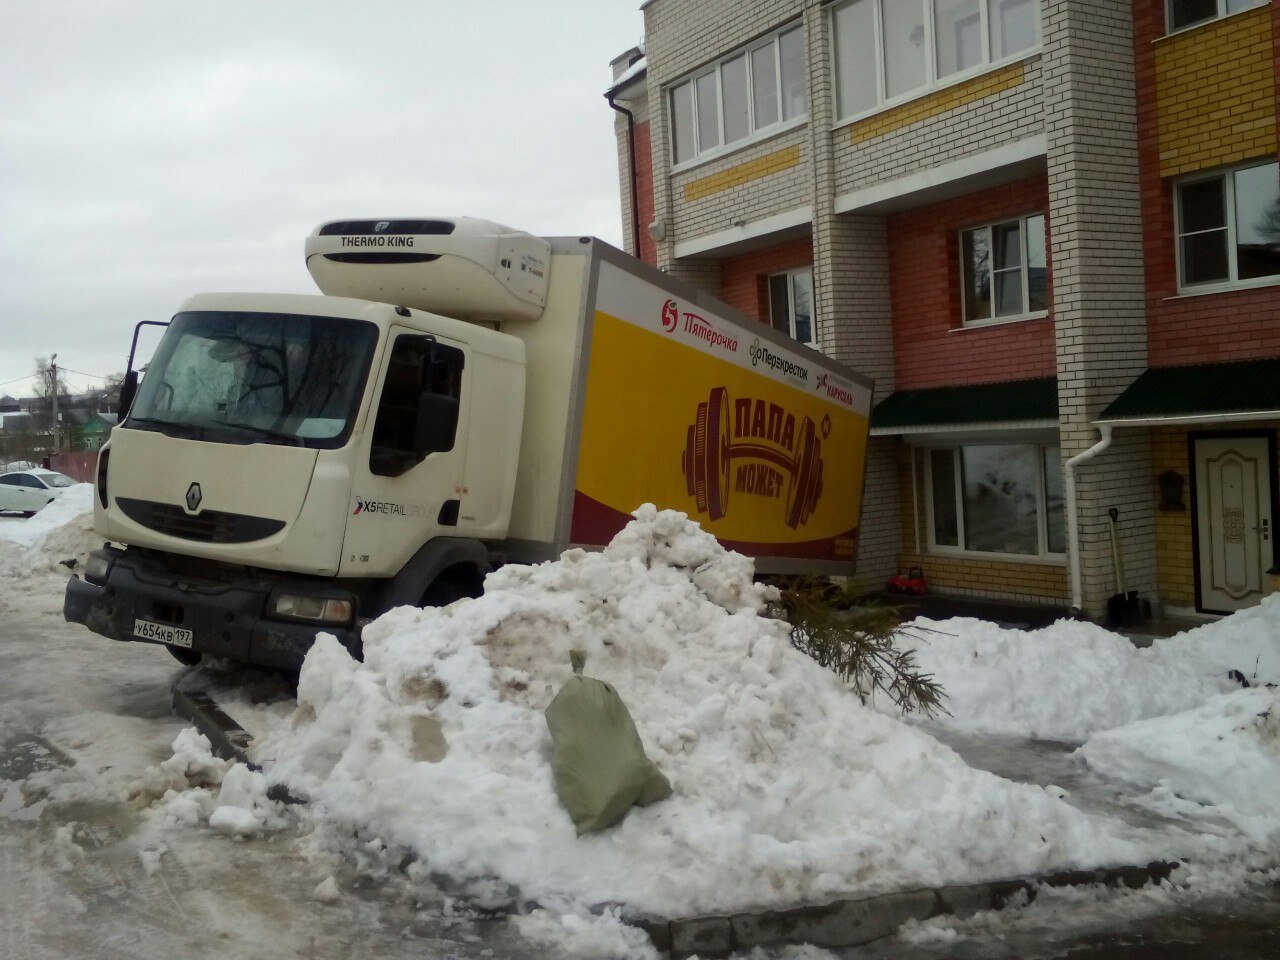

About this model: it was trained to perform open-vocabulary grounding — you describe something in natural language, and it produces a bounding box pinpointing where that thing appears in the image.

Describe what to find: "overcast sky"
[0,0,643,398]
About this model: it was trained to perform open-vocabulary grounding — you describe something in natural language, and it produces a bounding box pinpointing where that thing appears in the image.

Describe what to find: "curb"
[637,860,1180,958]
[170,682,303,805]
[171,685,254,766]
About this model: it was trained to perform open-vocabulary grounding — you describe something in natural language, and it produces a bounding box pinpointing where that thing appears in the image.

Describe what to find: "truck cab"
[66,219,533,669]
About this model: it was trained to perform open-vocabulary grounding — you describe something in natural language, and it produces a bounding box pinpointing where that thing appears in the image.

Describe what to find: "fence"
[49,451,98,484]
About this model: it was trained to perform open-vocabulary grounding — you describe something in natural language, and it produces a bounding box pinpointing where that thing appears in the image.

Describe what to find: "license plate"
[133,618,194,648]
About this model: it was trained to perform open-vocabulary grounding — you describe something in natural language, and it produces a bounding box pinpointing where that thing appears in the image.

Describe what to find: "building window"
[926,443,1064,557]
[768,268,816,347]
[1167,0,1267,33]
[960,213,1047,324]
[831,0,1039,121]
[670,24,807,167]
[1176,160,1280,289]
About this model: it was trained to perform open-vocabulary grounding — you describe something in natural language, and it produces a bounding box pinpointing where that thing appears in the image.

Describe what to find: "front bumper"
[64,548,360,671]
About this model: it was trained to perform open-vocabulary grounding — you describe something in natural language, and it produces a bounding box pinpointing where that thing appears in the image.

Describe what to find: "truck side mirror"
[415,392,458,455]
[118,370,139,417]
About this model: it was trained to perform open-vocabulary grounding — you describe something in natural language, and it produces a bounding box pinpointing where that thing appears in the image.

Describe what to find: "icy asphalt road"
[0,605,540,960]
[0,541,1277,960]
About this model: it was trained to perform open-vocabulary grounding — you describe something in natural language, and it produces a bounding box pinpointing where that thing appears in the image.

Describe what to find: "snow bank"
[251,506,1140,918]
[899,597,1280,742]
[1150,595,1280,687]
[0,484,98,611]
[0,483,95,549]
[1078,688,1280,844]
[896,617,1219,741]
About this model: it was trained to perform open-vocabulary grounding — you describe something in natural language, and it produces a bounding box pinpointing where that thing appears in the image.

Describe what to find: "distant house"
[77,411,119,451]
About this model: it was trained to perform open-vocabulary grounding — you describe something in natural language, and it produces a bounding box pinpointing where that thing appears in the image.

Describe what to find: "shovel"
[1106,507,1142,628]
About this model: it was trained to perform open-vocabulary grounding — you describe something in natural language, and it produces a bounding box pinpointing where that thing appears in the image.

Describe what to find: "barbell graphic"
[681,386,824,529]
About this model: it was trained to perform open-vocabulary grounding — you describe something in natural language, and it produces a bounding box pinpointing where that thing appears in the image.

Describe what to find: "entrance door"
[1194,436,1274,613]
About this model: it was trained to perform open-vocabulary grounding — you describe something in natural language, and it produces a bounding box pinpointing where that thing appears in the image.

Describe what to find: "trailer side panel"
[570,256,872,574]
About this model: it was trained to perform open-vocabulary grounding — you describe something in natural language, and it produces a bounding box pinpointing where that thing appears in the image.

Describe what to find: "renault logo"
[185,482,203,512]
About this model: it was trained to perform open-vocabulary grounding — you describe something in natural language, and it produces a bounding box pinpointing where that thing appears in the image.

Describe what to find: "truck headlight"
[85,551,114,585]
[270,593,354,624]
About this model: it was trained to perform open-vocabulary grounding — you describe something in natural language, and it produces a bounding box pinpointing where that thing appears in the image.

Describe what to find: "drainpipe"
[1064,424,1113,616]
[605,92,642,258]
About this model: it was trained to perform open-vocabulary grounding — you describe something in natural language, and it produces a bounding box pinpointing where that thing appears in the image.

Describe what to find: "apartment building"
[607,0,1280,620]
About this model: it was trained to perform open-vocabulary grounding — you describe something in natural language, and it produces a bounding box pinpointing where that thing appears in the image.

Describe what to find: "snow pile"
[1150,595,1280,686]
[1078,688,1280,843]
[0,482,95,549]
[513,908,661,959]
[140,728,290,837]
[0,484,98,610]
[896,617,1220,741]
[897,594,1280,852]
[246,506,1141,918]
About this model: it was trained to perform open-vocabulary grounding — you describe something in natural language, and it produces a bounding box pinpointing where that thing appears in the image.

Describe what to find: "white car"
[0,468,76,516]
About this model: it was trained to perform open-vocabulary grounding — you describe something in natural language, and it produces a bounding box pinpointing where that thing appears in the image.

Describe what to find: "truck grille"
[117,498,285,544]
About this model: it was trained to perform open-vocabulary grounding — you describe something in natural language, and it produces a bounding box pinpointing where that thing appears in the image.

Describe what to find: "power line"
[53,365,110,381]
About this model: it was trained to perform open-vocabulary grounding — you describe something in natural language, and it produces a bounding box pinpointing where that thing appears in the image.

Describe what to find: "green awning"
[871,377,1058,433]
[1098,358,1280,424]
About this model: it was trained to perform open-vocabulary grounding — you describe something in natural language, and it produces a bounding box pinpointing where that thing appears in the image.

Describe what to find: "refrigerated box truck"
[65,218,872,670]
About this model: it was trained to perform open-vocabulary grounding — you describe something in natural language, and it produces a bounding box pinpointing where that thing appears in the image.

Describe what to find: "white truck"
[65,218,872,670]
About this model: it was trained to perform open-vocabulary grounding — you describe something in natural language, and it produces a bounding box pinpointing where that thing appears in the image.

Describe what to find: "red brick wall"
[1134,0,1280,367]
[886,176,1056,390]
[634,120,657,266]
[718,237,813,323]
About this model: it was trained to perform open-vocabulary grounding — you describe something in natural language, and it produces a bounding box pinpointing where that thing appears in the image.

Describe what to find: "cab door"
[339,328,470,579]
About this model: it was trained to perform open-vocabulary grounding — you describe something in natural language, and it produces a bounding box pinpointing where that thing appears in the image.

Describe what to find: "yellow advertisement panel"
[572,308,869,564]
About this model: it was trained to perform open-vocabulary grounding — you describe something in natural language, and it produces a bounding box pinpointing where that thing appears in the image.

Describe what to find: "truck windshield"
[128,311,379,449]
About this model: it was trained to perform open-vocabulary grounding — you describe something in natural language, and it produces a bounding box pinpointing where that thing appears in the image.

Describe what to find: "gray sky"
[0,0,642,398]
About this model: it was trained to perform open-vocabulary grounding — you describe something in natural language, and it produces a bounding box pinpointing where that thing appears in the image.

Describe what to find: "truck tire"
[167,646,203,667]
[419,567,485,608]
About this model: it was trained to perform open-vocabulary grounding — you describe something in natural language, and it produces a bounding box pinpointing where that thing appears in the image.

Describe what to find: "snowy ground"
[2,494,1279,958]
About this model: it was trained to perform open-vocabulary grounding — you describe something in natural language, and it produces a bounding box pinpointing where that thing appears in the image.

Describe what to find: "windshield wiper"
[125,415,200,437]
[210,420,304,447]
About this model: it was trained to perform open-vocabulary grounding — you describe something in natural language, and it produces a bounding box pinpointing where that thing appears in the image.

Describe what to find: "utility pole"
[50,353,59,457]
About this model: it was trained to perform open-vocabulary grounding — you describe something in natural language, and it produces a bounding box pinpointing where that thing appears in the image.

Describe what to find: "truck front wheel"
[419,568,485,608]
[166,646,203,667]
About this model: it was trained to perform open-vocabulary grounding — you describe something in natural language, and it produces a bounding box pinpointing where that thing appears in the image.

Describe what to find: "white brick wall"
[832,60,1046,194]
[1042,0,1154,617]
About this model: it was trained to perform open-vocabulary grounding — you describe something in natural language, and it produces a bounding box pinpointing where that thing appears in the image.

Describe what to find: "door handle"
[1256,518,1271,542]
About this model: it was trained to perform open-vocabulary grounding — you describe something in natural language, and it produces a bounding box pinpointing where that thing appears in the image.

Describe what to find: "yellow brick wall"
[893,446,1069,605]
[682,145,800,201]
[1150,427,1196,606]
[849,62,1027,144]
[1155,6,1277,177]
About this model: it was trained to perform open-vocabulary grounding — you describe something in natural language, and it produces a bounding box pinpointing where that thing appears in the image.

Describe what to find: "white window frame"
[829,0,1041,125]
[959,212,1048,326]
[768,267,818,348]
[924,443,1065,560]
[1166,0,1268,35]
[668,23,808,171]
[1174,159,1280,293]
